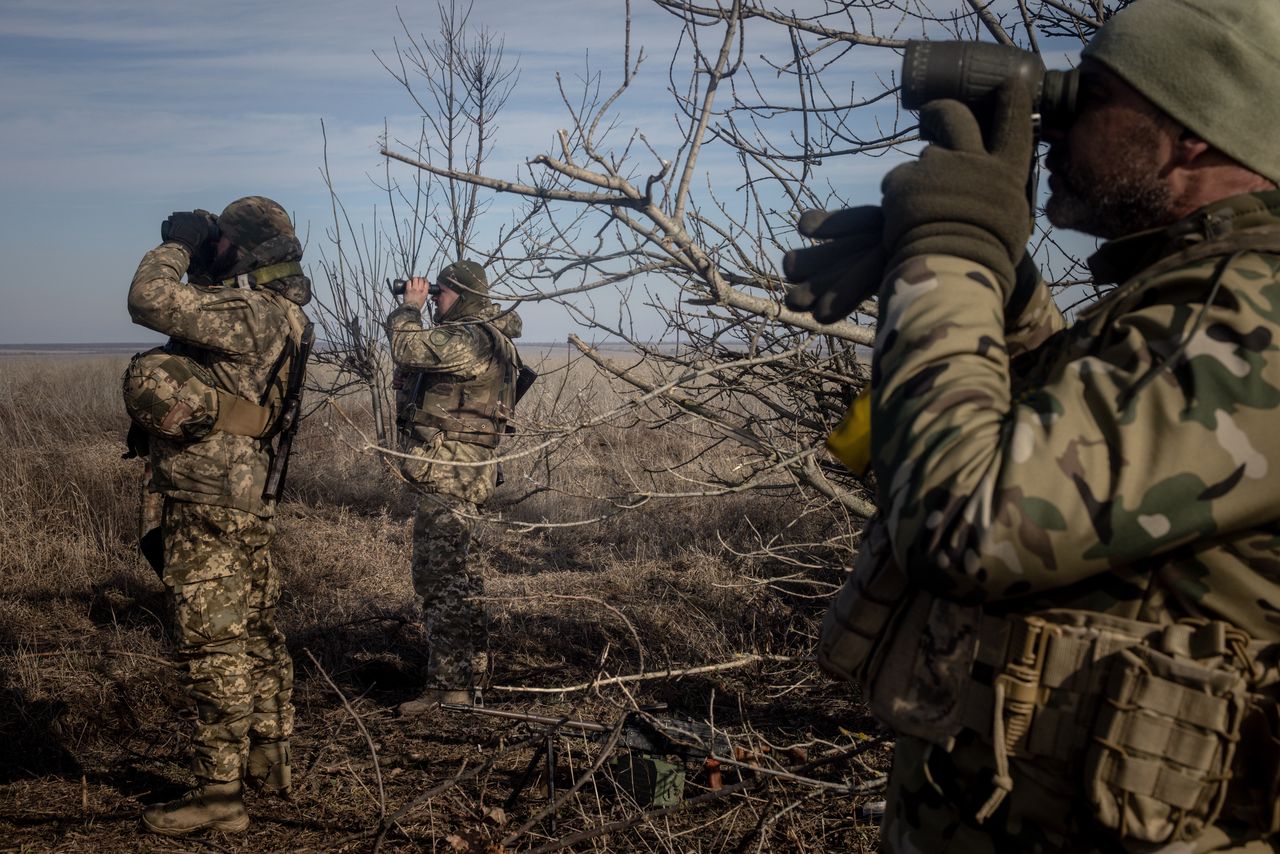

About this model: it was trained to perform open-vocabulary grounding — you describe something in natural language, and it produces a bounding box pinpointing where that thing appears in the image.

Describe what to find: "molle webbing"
[405,321,518,448]
[961,613,1275,752]
[412,402,506,449]
[957,610,1278,838]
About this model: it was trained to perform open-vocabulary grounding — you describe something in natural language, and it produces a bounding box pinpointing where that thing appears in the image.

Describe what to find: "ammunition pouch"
[861,599,1280,843]
[122,347,281,442]
[816,518,911,683]
[408,403,508,449]
[1084,628,1251,842]
[397,321,520,450]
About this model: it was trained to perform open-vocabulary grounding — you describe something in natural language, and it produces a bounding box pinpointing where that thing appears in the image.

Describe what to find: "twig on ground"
[491,653,798,694]
[500,714,629,846]
[522,737,887,853]
[744,788,824,853]
[302,648,386,818]
[372,730,548,850]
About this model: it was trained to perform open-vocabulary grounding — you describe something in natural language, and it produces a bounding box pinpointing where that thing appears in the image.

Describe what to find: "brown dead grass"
[0,353,886,853]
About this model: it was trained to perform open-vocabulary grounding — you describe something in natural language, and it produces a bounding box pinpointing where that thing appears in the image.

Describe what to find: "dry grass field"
[0,351,887,852]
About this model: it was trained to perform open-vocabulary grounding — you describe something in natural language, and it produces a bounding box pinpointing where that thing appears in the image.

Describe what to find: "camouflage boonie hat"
[219,196,295,252]
[437,260,489,296]
[122,348,219,441]
[218,196,303,273]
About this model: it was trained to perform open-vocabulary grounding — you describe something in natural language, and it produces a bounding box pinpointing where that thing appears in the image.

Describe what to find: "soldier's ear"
[1170,127,1212,169]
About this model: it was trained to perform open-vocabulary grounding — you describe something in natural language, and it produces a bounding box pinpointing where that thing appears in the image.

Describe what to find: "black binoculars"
[160,210,221,247]
[901,40,1079,136]
[387,278,442,298]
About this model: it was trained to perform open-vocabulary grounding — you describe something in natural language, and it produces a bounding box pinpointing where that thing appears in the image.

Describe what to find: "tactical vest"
[122,267,310,443]
[401,321,519,449]
[818,225,1280,846]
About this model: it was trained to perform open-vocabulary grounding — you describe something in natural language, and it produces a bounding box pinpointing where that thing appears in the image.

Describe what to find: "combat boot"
[141,780,249,836]
[246,740,292,797]
[398,687,475,718]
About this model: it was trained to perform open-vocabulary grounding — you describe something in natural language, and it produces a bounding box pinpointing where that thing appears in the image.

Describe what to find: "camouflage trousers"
[162,499,294,783]
[881,735,1278,853]
[411,493,486,690]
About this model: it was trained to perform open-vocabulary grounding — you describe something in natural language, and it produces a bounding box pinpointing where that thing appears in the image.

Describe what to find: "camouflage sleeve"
[385,305,493,378]
[127,243,271,355]
[871,251,1280,601]
[1005,266,1064,357]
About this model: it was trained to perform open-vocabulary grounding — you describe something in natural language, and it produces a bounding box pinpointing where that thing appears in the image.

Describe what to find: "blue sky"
[0,1,595,341]
[0,0,915,344]
[0,1,1091,344]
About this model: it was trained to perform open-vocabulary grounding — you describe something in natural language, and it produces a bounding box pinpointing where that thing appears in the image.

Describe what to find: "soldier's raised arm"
[385,276,495,377]
[128,211,287,354]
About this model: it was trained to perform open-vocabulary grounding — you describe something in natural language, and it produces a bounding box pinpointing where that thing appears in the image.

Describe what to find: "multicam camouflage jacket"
[869,189,1280,639]
[387,302,523,505]
[128,242,312,517]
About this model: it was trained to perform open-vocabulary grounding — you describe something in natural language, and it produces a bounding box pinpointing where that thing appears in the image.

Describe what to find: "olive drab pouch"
[816,517,913,684]
[122,347,279,442]
[867,590,982,751]
[1082,622,1252,844]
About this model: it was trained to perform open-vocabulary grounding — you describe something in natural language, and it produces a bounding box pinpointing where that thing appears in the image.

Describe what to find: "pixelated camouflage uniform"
[127,199,309,784]
[820,192,1280,852]
[387,290,522,691]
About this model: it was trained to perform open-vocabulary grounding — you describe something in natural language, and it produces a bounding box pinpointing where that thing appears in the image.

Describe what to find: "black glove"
[161,210,220,256]
[782,206,886,324]
[880,81,1034,297]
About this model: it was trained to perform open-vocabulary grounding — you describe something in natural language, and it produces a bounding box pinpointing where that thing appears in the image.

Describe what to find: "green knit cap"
[436,259,491,320]
[437,260,489,296]
[1082,0,1280,183]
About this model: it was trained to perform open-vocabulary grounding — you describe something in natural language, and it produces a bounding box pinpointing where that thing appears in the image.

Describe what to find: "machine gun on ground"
[440,702,743,820]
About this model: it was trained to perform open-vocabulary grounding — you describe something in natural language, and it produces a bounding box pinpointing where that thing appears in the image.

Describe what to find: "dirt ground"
[0,355,887,852]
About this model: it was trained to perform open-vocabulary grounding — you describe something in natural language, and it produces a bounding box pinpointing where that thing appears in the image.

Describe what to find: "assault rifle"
[262,321,315,501]
[513,364,538,404]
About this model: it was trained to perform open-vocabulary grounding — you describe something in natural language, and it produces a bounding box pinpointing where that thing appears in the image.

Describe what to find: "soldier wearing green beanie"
[385,260,526,715]
[794,0,1280,851]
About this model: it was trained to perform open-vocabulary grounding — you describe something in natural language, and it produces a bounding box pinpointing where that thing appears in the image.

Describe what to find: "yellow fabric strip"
[826,386,873,476]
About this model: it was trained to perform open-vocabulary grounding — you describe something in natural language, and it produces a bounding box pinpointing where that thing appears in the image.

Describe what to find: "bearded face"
[1045,109,1179,240]
[1042,63,1185,240]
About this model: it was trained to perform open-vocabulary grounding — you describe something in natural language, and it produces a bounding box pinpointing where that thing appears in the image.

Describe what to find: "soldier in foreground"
[387,261,524,715]
[789,0,1280,850]
[122,197,313,835]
